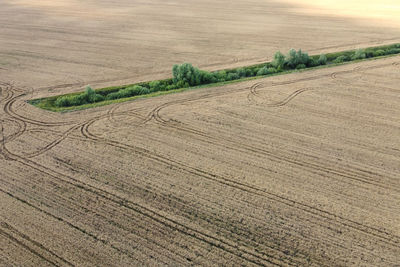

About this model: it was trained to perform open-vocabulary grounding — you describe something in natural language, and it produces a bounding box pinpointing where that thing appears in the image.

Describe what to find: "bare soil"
[1,0,400,266]
[1,0,400,91]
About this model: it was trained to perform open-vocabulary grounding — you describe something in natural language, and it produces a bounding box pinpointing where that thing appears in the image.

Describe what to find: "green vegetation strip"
[30,43,400,112]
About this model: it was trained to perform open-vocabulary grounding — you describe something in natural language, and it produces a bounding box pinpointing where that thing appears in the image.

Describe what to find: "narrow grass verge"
[29,43,400,112]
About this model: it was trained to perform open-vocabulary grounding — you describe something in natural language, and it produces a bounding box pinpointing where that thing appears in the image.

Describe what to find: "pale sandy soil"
[0,0,400,92]
[1,0,400,266]
[282,0,400,27]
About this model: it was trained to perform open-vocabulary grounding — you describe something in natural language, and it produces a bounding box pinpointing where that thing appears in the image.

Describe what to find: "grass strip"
[30,43,400,112]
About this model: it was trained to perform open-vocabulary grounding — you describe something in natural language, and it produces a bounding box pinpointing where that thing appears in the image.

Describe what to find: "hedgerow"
[352,49,366,60]
[285,49,311,69]
[272,51,286,70]
[334,55,348,63]
[44,43,400,109]
[318,54,327,65]
[55,86,105,107]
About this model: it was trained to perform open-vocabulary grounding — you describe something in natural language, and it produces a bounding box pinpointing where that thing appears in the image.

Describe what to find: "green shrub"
[55,96,71,107]
[285,49,311,69]
[309,59,318,67]
[85,86,97,103]
[364,49,374,58]
[172,63,203,86]
[372,49,385,57]
[149,81,161,91]
[246,68,255,77]
[50,43,400,109]
[202,71,217,84]
[105,91,122,100]
[257,67,277,76]
[104,85,148,101]
[300,51,311,66]
[318,54,327,65]
[85,86,94,93]
[215,70,227,82]
[296,64,306,69]
[352,49,366,60]
[69,94,86,106]
[236,68,247,78]
[333,55,348,63]
[272,51,286,70]
[256,67,269,76]
[54,86,105,107]
[93,94,105,102]
[172,63,216,87]
[285,49,297,68]
[166,84,177,91]
[227,73,240,80]
[385,48,400,55]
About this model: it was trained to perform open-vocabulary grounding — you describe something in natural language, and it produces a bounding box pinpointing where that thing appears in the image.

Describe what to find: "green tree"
[272,51,286,70]
[172,63,202,87]
[333,55,347,63]
[318,54,327,65]
[352,49,366,60]
[85,86,97,103]
[285,49,311,69]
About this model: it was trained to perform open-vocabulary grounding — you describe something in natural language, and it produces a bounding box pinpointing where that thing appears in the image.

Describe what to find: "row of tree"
[54,44,400,107]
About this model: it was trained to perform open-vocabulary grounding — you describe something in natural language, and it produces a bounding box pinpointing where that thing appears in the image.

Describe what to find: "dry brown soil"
[1,0,400,91]
[1,0,400,266]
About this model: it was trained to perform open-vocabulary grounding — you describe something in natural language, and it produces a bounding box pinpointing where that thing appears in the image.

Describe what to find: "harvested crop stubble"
[2,0,400,266]
[1,56,400,266]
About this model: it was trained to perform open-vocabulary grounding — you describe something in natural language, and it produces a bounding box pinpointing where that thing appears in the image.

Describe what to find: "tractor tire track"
[0,222,74,267]
[147,63,400,190]
[78,116,400,248]
[4,94,75,127]
[1,158,310,266]
[22,124,82,158]
[25,128,88,141]
[1,146,286,267]
[264,87,319,107]
[0,178,191,266]
[248,64,378,104]
[143,62,399,190]
[0,142,192,264]
[106,104,148,128]
[0,82,15,105]
[0,188,143,265]
[1,99,292,266]
[1,61,398,264]
[0,118,27,145]
[248,85,319,107]
[78,122,317,266]
[152,105,400,192]
[51,156,328,266]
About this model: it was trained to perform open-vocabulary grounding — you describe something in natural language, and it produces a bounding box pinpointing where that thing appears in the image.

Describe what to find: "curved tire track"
[4,94,75,127]
[78,114,400,249]
[0,118,27,145]
[264,87,319,107]
[145,62,400,193]
[153,103,400,192]
[0,222,74,267]
[2,143,287,267]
